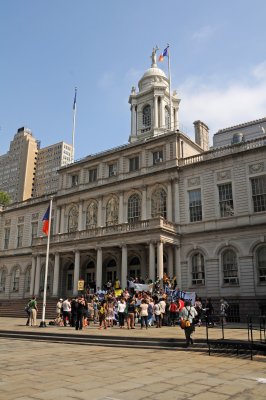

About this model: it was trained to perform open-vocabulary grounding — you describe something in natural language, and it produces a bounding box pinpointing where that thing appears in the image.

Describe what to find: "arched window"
[106,196,119,226]
[165,106,170,129]
[128,194,141,223]
[12,267,20,292]
[151,188,167,219]
[86,201,98,229]
[143,105,151,127]
[257,246,266,283]
[222,249,238,285]
[68,205,78,232]
[24,267,31,292]
[191,253,205,285]
[0,269,7,292]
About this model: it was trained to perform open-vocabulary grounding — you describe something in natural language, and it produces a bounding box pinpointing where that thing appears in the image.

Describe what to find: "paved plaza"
[0,318,265,400]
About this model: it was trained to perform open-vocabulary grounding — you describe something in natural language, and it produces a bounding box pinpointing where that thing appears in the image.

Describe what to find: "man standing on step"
[29,296,38,327]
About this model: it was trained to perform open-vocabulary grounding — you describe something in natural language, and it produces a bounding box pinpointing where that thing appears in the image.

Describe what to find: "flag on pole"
[73,87,77,110]
[42,206,50,235]
[159,46,169,62]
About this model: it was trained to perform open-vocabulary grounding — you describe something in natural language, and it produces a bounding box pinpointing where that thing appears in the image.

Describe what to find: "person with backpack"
[179,300,198,348]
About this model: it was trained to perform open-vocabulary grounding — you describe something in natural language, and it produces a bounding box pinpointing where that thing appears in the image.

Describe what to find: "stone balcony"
[32,217,179,247]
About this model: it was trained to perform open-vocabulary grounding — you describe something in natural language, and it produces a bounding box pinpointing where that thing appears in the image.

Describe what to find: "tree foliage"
[0,191,11,206]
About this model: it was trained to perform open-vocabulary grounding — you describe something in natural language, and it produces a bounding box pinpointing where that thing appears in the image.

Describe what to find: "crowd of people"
[25,276,230,348]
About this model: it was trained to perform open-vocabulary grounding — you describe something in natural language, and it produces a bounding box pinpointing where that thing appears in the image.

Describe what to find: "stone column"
[119,192,124,224]
[60,205,65,233]
[175,246,181,289]
[141,186,147,221]
[173,179,180,223]
[97,197,103,227]
[78,201,83,231]
[167,181,173,221]
[154,96,158,128]
[52,253,60,297]
[167,246,174,278]
[161,99,165,128]
[96,248,103,289]
[34,255,41,296]
[149,242,155,282]
[131,105,137,136]
[157,241,164,280]
[30,256,36,296]
[73,250,80,296]
[55,206,61,234]
[121,245,128,289]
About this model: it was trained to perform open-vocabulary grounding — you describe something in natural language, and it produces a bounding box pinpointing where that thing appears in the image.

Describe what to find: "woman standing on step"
[29,296,38,327]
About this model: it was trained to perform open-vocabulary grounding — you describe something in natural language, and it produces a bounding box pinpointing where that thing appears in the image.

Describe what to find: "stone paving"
[0,318,265,400]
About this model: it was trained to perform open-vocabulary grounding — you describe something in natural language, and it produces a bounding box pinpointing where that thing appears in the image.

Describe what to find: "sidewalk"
[0,320,265,400]
[0,317,260,342]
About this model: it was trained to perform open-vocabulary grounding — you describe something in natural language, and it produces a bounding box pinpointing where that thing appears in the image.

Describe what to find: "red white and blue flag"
[159,46,169,62]
[42,206,50,236]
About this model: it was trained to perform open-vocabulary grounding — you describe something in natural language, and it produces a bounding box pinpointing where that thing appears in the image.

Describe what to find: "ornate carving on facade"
[217,170,231,181]
[68,205,79,232]
[106,196,119,226]
[151,188,167,218]
[187,177,200,187]
[5,219,11,226]
[86,201,98,228]
[249,162,264,174]
[18,216,24,223]
[31,213,39,221]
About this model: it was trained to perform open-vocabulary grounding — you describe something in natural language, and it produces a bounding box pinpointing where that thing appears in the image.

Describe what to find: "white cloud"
[177,62,266,143]
[192,25,217,41]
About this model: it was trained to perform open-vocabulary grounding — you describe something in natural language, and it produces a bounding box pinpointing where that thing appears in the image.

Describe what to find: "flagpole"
[167,44,172,131]
[40,196,53,327]
[72,87,77,163]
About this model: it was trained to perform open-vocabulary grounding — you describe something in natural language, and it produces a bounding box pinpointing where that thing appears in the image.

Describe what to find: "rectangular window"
[251,176,266,212]
[4,228,10,250]
[153,150,163,165]
[218,183,234,217]
[109,163,117,177]
[17,225,23,248]
[31,222,38,244]
[71,174,79,187]
[89,168,97,183]
[129,156,139,172]
[188,189,202,222]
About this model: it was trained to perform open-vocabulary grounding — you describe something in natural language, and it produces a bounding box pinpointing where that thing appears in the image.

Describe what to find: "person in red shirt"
[169,300,178,326]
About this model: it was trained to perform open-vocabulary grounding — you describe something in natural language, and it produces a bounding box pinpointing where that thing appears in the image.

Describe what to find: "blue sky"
[1,0,266,160]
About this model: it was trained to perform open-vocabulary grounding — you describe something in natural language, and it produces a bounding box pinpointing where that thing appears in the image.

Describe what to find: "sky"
[1,0,266,160]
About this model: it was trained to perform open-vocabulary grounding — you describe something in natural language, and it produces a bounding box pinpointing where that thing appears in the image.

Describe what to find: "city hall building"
[0,53,266,320]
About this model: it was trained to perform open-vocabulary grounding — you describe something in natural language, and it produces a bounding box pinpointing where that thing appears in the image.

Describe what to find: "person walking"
[180,300,198,348]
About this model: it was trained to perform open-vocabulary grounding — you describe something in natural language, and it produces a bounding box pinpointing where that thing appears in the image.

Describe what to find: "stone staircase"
[0,298,58,319]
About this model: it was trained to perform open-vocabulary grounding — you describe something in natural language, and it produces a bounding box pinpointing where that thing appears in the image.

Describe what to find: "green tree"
[0,191,11,206]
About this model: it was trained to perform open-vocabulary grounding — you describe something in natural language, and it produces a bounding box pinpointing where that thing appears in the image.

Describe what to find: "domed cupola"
[129,47,181,143]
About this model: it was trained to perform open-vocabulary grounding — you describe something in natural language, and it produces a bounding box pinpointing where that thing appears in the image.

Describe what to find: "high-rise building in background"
[0,127,73,202]
[0,127,39,203]
[32,142,72,198]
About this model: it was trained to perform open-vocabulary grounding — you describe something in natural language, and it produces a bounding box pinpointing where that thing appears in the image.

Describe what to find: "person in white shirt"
[62,298,71,327]
[180,300,198,347]
[117,298,126,328]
